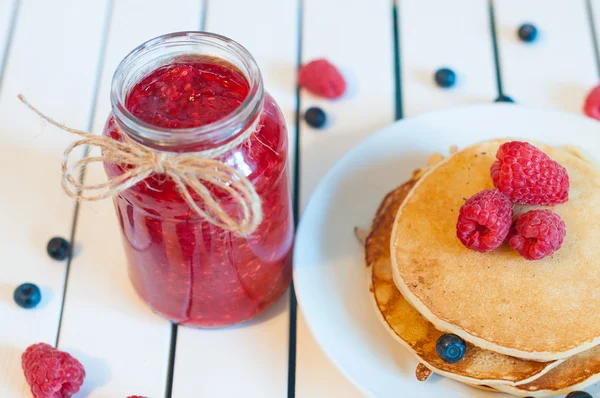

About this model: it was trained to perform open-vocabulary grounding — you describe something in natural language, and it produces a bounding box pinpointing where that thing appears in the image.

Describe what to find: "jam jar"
[103,32,293,327]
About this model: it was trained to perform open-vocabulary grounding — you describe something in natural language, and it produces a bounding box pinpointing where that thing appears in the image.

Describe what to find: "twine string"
[18,95,264,236]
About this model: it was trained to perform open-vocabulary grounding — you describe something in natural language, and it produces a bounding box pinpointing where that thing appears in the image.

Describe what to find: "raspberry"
[509,210,566,260]
[22,343,85,398]
[584,84,600,120]
[490,141,569,205]
[456,189,513,253]
[298,59,346,99]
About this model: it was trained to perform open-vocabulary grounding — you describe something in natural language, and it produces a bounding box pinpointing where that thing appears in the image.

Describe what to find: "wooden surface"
[0,0,598,397]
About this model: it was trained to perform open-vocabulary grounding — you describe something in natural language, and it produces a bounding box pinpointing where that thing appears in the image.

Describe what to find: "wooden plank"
[296,0,395,396]
[56,1,203,397]
[399,0,497,116]
[298,0,396,208]
[0,0,109,396]
[170,0,298,396]
[494,0,598,112]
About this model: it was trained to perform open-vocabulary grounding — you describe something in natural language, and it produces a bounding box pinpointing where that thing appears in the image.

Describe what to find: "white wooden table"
[1,0,599,397]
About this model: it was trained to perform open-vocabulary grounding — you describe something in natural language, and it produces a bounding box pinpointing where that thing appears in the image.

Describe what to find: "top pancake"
[391,139,600,361]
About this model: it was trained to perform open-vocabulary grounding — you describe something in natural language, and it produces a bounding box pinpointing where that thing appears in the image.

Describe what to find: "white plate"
[293,104,600,397]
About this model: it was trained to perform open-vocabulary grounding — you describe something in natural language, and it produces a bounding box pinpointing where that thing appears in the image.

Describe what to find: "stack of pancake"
[363,139,600,396]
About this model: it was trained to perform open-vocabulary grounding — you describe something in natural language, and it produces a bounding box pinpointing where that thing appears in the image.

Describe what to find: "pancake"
[469,384,500,393]
[367,177,558,386]
[390,139,600,361]
[495,344,600,397]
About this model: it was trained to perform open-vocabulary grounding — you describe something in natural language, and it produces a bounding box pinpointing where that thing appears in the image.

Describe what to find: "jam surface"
[126,61,249,129]
[105,59,293,327]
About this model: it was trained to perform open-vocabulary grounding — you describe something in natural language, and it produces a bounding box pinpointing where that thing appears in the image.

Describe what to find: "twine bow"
[19,95,263,236]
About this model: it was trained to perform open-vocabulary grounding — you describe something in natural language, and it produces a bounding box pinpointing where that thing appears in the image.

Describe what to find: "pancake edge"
[493,370,600,398]
[367,262,562,387]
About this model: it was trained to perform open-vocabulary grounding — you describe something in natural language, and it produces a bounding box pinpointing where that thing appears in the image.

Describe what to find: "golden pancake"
[391,139,600,361]
[495,344,600,397]
[469,384,500,393]
[367,178,558,386]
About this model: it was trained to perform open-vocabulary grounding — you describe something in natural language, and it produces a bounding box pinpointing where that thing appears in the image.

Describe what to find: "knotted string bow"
[19,95,263,236]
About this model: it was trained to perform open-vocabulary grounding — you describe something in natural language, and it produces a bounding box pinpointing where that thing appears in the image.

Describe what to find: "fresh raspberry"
[127,396,146,398]
[508,210,566,260]
[22,343,85,398]
[456,189,513,253]
[583,84,600,120]
[490,141,569,205]
[298,59,346,99]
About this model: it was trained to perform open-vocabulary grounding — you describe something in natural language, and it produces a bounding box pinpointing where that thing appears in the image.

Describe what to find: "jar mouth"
[110,31,264,151]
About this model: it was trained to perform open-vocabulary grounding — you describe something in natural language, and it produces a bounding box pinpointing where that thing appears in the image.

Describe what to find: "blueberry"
[14,283,41,309]
[305,107,327,129]
[47,237,70,261]
[495,95,514,103]
[518,23,538,43]
[434,68,456,88]
[566,391,593,398]
[436,333,466,363]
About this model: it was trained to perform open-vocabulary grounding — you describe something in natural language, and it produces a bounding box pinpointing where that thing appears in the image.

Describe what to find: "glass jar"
[102,32,293,328]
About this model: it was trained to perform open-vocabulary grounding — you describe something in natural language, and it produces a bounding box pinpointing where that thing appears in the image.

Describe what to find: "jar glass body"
[103,33,293,328]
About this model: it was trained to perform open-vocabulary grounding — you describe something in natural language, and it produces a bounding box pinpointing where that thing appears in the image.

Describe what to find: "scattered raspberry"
[583,84,600,120]
[298,59,346,99]
[127,396,146,398]
[508,210,566,260]
[456,189,513,253]
[22,343,85,398]
[490,141,569,205]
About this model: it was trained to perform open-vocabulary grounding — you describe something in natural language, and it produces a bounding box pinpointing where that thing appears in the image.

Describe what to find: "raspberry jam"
[126,61,249,129]
[103,33,293,327]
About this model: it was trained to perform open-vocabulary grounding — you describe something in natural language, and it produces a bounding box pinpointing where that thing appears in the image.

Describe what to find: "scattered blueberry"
[47,237,70,261]
[566,392,593,398]
[495,95,514,103]
[436,333,466,363]
[518,23,538,43]
[434,68,456,88]
[305,107,327,129]
[14,283,41,309]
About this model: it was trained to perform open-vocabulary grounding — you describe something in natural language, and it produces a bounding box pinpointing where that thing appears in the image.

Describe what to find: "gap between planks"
[393,1,403,120]
[287,0,304,396]
[488,0,505,99]
[586,0,600,79]
[0,0,20,95]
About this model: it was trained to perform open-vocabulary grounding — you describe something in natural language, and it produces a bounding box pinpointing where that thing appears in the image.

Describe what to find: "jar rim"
[110,31,264,151]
